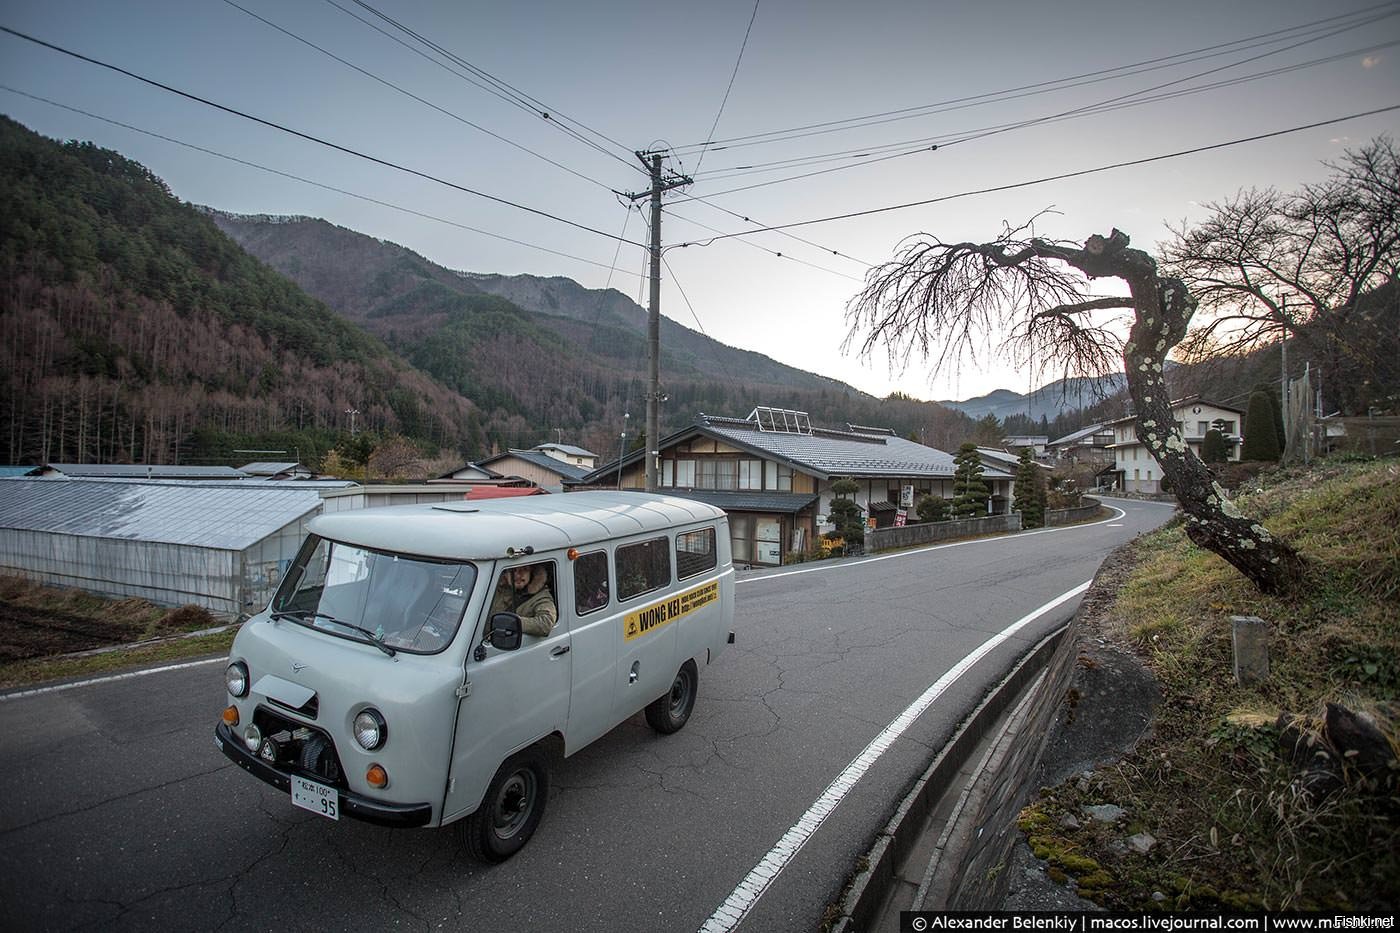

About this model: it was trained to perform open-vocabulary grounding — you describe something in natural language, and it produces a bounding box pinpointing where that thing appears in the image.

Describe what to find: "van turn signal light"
[222,706,239,726]
[366,764,389,789]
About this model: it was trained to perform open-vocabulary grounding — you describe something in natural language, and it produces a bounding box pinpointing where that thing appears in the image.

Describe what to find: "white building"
[1104,397,1244,494]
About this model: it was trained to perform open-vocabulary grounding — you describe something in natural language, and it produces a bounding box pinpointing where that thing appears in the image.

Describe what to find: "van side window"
[616,537,672,601]
[573,551,610,615]
[676,527,717,580]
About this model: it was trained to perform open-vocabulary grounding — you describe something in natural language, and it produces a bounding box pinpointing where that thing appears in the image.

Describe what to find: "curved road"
[0,498,1175,931]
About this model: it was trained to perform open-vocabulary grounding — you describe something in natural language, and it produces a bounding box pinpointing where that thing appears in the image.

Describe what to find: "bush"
[916,494,949,522]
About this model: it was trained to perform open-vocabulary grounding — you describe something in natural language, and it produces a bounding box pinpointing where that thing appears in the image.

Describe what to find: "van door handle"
[550,645,571,658]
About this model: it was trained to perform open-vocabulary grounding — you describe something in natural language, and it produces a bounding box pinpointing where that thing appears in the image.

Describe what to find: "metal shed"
[0,479,324,615]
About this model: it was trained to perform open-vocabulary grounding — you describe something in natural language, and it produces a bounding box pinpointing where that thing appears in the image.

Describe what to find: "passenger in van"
[489,564,558,637]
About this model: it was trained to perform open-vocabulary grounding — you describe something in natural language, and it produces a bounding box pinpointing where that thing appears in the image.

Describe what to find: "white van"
[215,491,734,860]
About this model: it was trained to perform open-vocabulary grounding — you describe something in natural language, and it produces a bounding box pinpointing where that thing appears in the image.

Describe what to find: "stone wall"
[867,513,1022,552]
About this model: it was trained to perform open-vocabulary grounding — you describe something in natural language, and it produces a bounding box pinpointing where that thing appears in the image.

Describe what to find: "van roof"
[308,490,727,560]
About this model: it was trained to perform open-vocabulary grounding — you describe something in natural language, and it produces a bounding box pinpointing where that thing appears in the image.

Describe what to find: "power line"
[221,0,621,195]
[0,25,647,249]
[340,0,640,172]
[677,104,1400,245]
[692,0,760,177]
[690,35,1400,186]
[673,1,1400,155]
[688,29,1399,201]
[0,85,646,276]
[663,206,864,282]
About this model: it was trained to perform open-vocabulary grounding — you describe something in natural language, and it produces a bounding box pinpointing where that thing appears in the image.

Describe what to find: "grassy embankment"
[0,576,234,690]
[1020,457,1399,910]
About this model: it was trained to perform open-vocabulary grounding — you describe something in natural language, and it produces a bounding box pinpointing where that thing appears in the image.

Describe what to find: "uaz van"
[215,491,734,860]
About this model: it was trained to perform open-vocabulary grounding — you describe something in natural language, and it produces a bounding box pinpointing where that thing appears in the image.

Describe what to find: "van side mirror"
[488,612,522,651]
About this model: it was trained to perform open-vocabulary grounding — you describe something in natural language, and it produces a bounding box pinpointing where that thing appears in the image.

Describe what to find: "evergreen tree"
[1012,447,1044,528]
[826,477,865,548]
[915,493,949,522]
[1240,389,1281,461]
[951,443,989,519]
[1201,428,1229,464]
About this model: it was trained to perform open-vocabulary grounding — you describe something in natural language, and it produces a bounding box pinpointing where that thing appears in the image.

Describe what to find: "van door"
[560,548,618,752]
[443,560,571,821]
[612,536,678,720]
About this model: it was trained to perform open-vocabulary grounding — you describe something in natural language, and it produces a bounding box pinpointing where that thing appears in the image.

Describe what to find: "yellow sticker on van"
[623,580,719,642]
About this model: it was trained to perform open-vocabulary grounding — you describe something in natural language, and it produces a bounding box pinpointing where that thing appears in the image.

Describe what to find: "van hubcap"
[492,770,536,838]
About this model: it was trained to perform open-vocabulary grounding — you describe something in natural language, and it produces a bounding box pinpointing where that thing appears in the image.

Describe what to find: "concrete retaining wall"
[1045,497,1102,527]
[867,513,1022,552]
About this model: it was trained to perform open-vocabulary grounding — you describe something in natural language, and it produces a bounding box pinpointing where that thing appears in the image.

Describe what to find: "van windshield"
[271,535,477,654]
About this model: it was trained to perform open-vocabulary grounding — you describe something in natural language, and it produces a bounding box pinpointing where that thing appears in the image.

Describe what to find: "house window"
[676,528,717,579]
[764,461,792,491]
[1197,421,1210,435]
[1218,420,1236,434]
[616,537,672,601]
[696,459,738,490]
[675,459,696,487]
[737,459,762,490]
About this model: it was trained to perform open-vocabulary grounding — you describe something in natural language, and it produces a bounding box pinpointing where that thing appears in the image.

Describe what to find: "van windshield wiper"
[271,609,397,656]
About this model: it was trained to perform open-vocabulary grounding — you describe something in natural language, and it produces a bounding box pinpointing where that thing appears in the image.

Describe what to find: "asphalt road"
[0,499,1175,932]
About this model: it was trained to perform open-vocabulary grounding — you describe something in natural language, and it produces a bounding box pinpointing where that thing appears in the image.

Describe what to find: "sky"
[2,0,1397,405]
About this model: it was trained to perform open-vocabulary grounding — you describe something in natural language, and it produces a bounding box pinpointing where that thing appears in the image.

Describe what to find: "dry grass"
[1022,457,1400,910]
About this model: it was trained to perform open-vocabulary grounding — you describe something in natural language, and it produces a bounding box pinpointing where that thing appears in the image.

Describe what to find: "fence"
[1045,496,1103,526]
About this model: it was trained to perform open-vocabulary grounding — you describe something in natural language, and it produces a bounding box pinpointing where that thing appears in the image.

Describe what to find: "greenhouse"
[0,479,326,615]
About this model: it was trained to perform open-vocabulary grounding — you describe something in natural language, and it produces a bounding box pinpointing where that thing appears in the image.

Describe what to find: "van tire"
[645,661,697,734]
[460,748,550,862]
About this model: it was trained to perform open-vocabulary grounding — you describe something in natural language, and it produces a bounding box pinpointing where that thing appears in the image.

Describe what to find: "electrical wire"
[0,85,644,276]
[340,0,640,172]
[690,36,1400,186]
[663,207,865,281]
[0,25,647,249]
[676,104,1400,245]
[221,0,621,195]
[692,0,760,177]
[672,1,1400,155]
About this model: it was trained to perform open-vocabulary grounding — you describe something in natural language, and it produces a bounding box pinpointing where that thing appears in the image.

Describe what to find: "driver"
[489,564,558,637]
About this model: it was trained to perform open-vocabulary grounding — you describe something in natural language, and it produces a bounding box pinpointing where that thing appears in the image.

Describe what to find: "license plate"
[291,775,339,821]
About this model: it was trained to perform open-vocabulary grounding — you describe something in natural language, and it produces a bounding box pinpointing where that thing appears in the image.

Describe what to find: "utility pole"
[627,151,691,491]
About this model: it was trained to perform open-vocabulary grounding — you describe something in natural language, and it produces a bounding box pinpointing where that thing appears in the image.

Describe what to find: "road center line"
[697,579,1093,933]
[0,656,224,702]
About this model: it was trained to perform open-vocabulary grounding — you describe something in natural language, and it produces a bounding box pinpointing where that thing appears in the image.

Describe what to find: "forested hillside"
[0,117,475,465]
[212,212,983,455]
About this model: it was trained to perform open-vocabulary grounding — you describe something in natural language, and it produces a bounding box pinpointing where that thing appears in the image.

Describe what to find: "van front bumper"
[215,722,433,828]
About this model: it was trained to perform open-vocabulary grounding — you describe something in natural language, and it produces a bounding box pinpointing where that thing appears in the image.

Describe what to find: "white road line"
[737,506,1127,585]
[0,657,224,702]
[697,580,1093,933]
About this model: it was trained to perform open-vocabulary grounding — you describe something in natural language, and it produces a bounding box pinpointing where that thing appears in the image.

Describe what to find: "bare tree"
[1160,138,1400,413]
[847,223,1306,595]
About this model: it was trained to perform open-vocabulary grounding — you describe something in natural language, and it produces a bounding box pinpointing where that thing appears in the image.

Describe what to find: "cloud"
[1362,55,1381,69]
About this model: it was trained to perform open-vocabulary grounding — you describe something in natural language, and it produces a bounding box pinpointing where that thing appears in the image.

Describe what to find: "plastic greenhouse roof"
[0,479,324,550]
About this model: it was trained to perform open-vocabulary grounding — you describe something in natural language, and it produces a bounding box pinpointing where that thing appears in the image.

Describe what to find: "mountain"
[0,117,476,466]
[211,212,976,455]
[940,374,1129,423]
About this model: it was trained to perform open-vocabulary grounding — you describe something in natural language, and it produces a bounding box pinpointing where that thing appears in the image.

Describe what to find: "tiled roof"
[583,415,1015,482]
[1048,423,1109,447]
[533,443,598,458]
[484,449,594,483]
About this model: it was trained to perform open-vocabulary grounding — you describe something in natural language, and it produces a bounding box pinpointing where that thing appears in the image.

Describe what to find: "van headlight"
[353,709,387,751]
[226,661,249,698]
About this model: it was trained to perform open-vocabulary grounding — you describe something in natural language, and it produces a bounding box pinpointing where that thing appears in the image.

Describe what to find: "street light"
[345,408,360,436]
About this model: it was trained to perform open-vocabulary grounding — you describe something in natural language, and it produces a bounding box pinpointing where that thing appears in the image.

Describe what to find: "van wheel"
[645,661,697,734]
[460,748,550,862]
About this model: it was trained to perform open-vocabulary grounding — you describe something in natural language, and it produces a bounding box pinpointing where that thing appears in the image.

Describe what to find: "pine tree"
[1240,390,1281,462]
[952,443,989,519]
[826,477,865,547]
[916,493,949,522]
[1012,447,1044,528]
